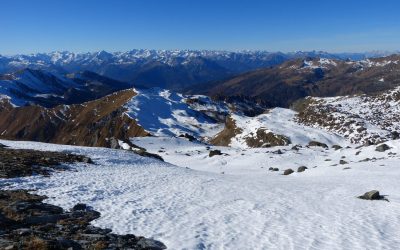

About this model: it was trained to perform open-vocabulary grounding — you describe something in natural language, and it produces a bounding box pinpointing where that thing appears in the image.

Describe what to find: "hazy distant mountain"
[1,49,396,91]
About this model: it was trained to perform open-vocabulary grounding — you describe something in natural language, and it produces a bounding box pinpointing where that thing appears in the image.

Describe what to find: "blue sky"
[1,0,399,54]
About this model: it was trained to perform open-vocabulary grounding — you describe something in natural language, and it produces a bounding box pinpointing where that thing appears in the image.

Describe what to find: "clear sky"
[1,0,399,54]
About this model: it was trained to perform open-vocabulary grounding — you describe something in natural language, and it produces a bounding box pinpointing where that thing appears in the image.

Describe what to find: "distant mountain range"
[1,49,398,91]
[189,55,400,107]
[0,69,131,107]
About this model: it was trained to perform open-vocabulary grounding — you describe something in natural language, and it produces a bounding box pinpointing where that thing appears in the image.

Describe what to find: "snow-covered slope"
[227,108,347,148]
[123,88,228,139]
[0,69,131,107]
[0,69,78,106]
[121,88,350,148]
[2,138,400,249]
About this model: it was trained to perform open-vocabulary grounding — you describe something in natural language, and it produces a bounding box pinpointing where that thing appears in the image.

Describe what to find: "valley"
[1,50,400,250]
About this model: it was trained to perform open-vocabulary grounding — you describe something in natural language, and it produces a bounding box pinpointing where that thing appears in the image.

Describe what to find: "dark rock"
[0,147,92,178]
[332,145,342,150]
[391,131,400,140]
[273,168,279,171]
[209,150,222,157]
[283,169,294,175]
[0,190,167,250]
[72,203,89,211]
[273,149,283,154]
[81,157,93,164]
[179,133,196,142]
[375,144,390,152]
[358,190,387,201]
[291,145,301,151]
[137,237,167,250]
[297,166,308,172]
[364,140,374,146]
[13,228,32,236]
[133,148,164,161]
[339,160,348,165]
[245,129,291,148]
[307,141,328,149]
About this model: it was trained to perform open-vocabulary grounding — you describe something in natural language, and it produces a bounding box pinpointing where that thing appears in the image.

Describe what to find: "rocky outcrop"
[0,146,166,249]
[296,87,400,144]
[0,190,166,250]
[0,147,92,178]
[0,89,149,148]
[245,128,291,148]
[210,116,243,146]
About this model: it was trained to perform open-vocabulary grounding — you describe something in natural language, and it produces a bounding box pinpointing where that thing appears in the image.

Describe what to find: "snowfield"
[229,108,348,149]
[124,88,225,139]
[1,139,400,250]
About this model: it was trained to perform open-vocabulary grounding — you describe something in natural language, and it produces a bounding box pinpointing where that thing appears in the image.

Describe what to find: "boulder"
[283,169,294,175]
[391,131,400,140]
[307,141,328,149]
[297,166,308,172]
[179,133,196,142]
[72,203,89,211]
[332,145,342,150]
[358,190,385,200]
[375,144,390,152]
[291,145,300,151]
[137,237,167,250]
[339,160,348,165]
[209,150,222,157]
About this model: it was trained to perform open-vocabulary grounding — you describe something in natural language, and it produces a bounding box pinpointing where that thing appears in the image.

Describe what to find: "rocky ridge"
[0,145,166,250]
[296,86,400,144]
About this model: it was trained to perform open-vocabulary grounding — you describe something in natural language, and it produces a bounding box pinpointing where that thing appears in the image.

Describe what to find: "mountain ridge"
[2,49,398,92]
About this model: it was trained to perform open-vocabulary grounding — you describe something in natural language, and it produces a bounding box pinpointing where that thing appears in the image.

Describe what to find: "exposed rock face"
[210,116,243,146]
[0,190,166,250]
[0,147,92,178]
[0,147,166,249]
[245,128,291,148]
[296,87,400,144]
[0,89,149,148]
